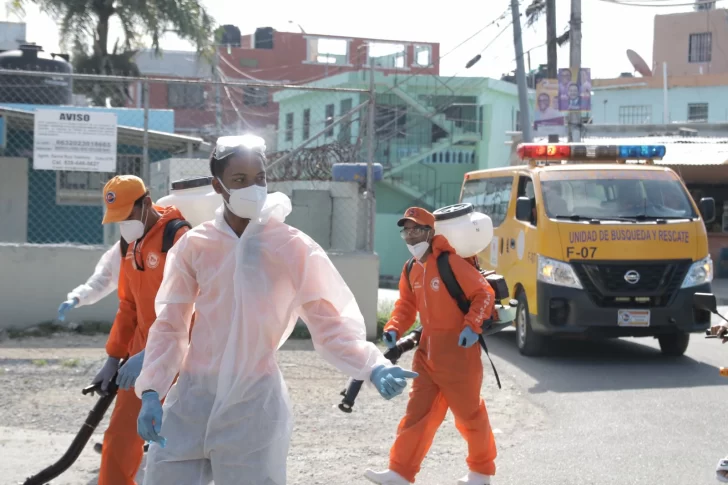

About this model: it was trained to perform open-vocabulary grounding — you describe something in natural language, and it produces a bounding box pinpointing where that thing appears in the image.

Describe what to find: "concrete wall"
[592,85,728,125]
[653,9,728,77]
[269,180,368,252]
[0,244,381,339]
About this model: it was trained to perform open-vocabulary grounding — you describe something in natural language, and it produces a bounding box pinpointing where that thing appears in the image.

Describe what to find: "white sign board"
[33,110,117,172]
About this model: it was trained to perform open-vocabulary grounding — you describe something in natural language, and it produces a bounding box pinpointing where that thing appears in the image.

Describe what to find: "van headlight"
[537,255,583,289]
[681,256,713,288]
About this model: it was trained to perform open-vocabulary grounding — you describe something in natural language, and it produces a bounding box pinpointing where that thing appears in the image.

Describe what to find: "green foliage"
[9,0,215,55]
[8,0,216,106]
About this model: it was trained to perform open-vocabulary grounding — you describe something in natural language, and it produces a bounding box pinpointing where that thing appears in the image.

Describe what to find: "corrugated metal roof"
[533,136,728,166]
[0,106,211,154]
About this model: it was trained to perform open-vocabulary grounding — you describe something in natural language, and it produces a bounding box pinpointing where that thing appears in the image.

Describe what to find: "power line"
[597,0,725,6]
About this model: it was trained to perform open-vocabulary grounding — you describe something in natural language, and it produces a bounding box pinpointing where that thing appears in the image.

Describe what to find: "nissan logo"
[624,270,640,285]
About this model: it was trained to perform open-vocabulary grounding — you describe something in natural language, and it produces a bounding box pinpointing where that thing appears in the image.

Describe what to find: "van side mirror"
[515,197,532,222]
[699,197,716,223]
[693,292,718,314]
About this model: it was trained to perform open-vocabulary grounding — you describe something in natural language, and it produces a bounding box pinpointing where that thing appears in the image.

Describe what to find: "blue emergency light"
[618,145,666,159]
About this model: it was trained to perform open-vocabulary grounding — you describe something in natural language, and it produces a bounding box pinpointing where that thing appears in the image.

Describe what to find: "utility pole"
[213,46,223,135]
[511,0,533,142]
[365,62,376,253]
[546,0,557,79]
[568,0,582,142]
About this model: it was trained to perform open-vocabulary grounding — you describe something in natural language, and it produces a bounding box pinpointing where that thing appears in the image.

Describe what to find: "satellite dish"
[627,49,653,77]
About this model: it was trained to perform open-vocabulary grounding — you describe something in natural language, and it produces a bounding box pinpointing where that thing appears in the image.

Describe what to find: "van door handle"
[510,238,516,249]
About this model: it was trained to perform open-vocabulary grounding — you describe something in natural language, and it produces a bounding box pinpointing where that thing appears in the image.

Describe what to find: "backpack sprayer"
[337,203,518,413]
[22,360,126,485]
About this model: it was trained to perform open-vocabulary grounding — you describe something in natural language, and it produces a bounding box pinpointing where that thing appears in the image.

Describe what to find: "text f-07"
[566,246,597,259]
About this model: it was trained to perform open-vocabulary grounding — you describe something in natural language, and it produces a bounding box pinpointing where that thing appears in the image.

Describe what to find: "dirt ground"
[0,333,544,485]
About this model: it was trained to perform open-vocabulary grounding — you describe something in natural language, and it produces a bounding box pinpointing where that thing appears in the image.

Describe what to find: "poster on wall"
[557,67,591,112]
[533,78,567,136]
[33,109,117,172]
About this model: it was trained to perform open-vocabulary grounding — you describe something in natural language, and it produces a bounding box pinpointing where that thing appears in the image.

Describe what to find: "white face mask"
[218,179,267,220]
[406,241,430,261]
[118,204,148,243]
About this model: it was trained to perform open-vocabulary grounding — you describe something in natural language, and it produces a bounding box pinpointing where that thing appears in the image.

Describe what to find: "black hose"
[23,362,124,485]
[338,327,422,413]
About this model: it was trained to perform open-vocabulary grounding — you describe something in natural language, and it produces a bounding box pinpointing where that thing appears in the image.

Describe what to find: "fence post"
[142,79,150,185]
[366,63,376,253]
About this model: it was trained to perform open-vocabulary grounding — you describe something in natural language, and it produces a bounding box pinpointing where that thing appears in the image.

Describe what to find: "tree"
[70,39,140,106]
[9,0,215,105]
[525,0,570,79]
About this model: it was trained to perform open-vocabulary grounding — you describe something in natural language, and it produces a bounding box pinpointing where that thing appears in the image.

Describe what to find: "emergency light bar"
[516,144,667,161]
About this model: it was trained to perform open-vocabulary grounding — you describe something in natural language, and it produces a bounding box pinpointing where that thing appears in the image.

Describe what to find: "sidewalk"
[714,278,728,305]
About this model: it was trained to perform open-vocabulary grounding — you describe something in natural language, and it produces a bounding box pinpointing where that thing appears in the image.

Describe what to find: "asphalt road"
[476,306,728,485]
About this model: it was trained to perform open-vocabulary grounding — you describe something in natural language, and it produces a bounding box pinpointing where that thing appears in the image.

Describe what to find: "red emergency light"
[517,144,571,160]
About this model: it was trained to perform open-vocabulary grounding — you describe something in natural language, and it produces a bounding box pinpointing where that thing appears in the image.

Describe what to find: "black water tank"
[0,43,73,105]
[254,27,274,49]
[220,25,241,47]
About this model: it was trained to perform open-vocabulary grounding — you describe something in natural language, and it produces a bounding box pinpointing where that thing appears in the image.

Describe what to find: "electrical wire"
[597,0,725,6]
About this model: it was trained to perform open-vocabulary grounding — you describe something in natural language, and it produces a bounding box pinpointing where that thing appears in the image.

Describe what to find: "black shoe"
[94,442,103,454]
[143,443,149,453]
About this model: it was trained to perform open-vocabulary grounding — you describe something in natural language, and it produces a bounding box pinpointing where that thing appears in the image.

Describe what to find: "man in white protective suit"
[134,134,418,485]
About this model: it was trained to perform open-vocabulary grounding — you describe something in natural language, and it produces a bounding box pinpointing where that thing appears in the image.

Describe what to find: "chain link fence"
[0,69,376,252]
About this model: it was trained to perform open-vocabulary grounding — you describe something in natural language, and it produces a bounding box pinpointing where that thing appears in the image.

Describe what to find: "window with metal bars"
[687,103,709,122]
[688,32,712,63]
[618,105,652,124]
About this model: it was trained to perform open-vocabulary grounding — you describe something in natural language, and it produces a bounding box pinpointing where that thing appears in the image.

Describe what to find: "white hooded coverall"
[67,241,122,306]
[135,193,389,485]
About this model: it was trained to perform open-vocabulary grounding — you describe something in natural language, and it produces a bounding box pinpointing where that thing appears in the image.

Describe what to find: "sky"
[0,0,705,80]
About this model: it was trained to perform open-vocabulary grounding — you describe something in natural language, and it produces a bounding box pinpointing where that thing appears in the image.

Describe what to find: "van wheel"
[515,291,548,356]
[658,332,690,357]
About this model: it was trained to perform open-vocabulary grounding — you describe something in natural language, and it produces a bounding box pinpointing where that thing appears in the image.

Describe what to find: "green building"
[273,70,525,279]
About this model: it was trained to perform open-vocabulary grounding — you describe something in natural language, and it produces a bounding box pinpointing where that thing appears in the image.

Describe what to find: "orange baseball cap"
[102,175,147,224]
[397,207,435,228]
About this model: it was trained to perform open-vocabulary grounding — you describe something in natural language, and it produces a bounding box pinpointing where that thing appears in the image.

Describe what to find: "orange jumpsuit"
[383,235,497,483]
[99,206,189,485]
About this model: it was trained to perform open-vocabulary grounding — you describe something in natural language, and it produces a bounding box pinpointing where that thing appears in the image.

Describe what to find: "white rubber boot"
[364,469,412,485]
[457,471,492,485]
[716,456,728,482]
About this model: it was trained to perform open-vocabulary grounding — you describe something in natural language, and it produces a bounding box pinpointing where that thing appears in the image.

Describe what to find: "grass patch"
[61,358,81,368]
[32,359,48,367]
[377,299,420,340]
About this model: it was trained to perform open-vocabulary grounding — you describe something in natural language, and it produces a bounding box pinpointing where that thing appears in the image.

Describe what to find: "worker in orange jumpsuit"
[91,175,189,485]
[365,207,497,485]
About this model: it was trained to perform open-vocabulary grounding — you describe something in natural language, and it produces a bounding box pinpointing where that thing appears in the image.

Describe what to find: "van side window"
[460,177,513,227]
[462,176,514,228]
[517,175,536,225]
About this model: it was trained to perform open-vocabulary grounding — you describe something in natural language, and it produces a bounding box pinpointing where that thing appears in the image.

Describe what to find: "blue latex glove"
[458,327,479,348]
[116,350,144,390]
[370,365,418,400]
[382,330,398,349]
[57,298,78,322]
[137,391,166,447]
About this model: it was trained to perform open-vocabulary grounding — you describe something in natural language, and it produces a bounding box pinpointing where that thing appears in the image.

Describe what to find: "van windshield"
[540,171,697,221]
